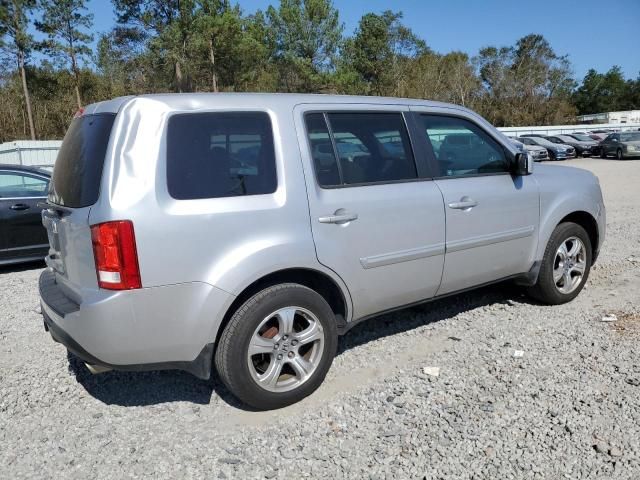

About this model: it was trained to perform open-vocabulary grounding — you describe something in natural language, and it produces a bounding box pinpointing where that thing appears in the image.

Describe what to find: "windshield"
[620,132,640,142]
[49,113,116,207]
[530,137,555,147]
[571,134,593,142]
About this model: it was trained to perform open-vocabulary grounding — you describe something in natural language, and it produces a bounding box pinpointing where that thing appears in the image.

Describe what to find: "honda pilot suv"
[39,94,606,410]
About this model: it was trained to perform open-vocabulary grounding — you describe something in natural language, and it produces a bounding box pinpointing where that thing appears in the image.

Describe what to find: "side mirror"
[514,152,533,176]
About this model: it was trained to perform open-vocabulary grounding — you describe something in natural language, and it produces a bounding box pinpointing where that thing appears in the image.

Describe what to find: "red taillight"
[90,221,141,290]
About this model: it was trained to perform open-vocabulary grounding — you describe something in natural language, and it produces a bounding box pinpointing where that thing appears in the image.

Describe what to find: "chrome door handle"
[10,203,30,211]
[448,198,478,210]
[318,213,358,224]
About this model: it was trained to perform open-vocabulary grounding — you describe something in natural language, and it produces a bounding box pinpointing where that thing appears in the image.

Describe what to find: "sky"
[83,0,640,81]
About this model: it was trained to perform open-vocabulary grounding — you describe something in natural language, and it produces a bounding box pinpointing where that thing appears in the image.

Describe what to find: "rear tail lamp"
[90,220,141,290]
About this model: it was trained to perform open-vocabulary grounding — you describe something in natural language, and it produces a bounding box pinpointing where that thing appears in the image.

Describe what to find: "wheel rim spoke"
[567,239,582,258]
[288,356,313,381]
[553,266,564,283]
[294,321,323,346]
[258,357,283,388]
[276,307,297,336]
[572,261,586,275]
[249,334,276,356]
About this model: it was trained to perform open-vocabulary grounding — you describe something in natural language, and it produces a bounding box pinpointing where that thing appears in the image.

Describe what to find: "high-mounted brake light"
[90,221,141,290]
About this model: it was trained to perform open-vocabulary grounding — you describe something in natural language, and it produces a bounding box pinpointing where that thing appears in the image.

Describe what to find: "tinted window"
[305,112,416,187]
[50,113,115,207]
[0,172,48,198]
[420,115,509,177]
[167,112,277,200]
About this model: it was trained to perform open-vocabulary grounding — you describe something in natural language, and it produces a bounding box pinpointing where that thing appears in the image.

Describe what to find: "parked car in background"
[565,133,604,156]
[518,136,575,161]
[0,164,50,265]
[39,94,605,410]
[545,135,598,157]
[600,132,640,159]
[579,132,607,141]
[511,138,548,161]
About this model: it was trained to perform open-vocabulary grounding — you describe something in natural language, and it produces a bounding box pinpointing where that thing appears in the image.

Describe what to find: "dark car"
[600,132,640,159]
[0,164,51,265]
[517,136,575,160]
[545,135,598,157]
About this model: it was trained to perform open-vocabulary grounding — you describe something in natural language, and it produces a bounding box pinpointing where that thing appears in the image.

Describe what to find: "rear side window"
[50,113,115,207]
[305,112,417,187]
[167,112,277,200]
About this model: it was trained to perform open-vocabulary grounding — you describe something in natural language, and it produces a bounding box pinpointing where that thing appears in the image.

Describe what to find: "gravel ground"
[2,157,640,479]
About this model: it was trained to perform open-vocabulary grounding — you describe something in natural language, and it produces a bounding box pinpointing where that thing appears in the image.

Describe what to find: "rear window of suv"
[167,112,277,200]
[49,113,116,208]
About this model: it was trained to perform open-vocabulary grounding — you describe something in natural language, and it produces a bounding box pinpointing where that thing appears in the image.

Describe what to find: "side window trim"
[302,109,429,189]
[409,111,514,180]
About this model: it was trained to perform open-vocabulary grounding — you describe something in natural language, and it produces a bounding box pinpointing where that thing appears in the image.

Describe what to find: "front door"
[411,111,540,295]
[295,107,446,319]
[0,170,49,261]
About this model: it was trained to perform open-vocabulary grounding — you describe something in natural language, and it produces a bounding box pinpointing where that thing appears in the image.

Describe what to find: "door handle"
[319,212,358,224]
[448,198,478,210]
[10,203,30,211]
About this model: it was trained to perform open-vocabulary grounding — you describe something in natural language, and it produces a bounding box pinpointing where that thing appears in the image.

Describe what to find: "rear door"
[43,113,116,301]
[410,109,540,295]
[0,170,49,261]
[294,105,446,320]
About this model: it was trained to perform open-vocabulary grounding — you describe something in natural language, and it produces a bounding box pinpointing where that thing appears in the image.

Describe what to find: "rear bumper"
[39,269,234,378]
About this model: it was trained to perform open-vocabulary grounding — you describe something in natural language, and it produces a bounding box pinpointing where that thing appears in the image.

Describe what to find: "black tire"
[215,283,338,410]
[616,148,623,160]
[527,222,592,305]
[600,147,606,159]
[549,150,556,161]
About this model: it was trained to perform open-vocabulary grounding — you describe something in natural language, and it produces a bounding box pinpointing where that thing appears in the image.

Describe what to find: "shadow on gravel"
[66,280,536,410]
[66,351,247,409]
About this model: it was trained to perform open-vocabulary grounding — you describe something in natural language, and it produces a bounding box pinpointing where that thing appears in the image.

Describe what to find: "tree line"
[1,0,639,142]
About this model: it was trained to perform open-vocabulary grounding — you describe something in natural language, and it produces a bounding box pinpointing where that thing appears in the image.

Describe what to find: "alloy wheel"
[246,306,325,393]
[553,236,587,294]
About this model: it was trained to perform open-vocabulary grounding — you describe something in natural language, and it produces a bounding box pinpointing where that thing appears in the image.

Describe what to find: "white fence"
[0,140,62,169]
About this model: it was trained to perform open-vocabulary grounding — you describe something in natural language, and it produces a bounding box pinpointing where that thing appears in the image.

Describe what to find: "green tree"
[0,0,37,139]
[35,0,94,108]
[342,11,426,96]
[266,0,343,92]
[475,34,575,126]
[573,66,630,114]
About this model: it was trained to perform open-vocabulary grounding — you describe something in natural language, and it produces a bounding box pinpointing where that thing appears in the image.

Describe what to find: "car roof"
[83,92,475,116]
[0,164,51,177]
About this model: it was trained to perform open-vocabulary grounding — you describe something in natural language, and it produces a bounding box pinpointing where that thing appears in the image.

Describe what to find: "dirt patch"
[609,311,640,336]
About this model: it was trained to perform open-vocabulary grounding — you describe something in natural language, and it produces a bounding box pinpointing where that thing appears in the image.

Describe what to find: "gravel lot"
[2,157,640,479]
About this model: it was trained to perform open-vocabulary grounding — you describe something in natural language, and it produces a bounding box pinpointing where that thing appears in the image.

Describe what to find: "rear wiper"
[37,201,73,215]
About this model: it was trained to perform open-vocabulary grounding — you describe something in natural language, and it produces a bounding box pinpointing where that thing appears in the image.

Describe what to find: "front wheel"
[215,283,338,410]
[527,222,592,305]
[617,148,623,160]
[600,147,607,159]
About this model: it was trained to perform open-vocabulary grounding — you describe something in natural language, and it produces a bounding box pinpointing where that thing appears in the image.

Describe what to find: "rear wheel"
[616,148,623,160]
[527,222,592,305]
[215,283,338,410]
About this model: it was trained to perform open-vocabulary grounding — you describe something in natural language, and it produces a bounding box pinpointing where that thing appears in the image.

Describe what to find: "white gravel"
[2,158,640,479]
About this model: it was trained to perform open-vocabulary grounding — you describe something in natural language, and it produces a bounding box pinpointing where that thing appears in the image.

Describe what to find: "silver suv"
[39,94,606,410]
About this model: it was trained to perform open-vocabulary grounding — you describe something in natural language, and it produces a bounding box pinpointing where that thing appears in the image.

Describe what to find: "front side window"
[305,112,417,187]
[0,172,49,198]
[167,112,277,200]
[419,115,509,177]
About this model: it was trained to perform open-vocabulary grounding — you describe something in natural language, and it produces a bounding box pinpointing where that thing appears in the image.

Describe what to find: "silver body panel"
[39,93,606,368]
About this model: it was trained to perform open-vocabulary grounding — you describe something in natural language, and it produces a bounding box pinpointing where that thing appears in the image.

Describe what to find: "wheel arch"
[215,267,352,346]
[557,211,599,261]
